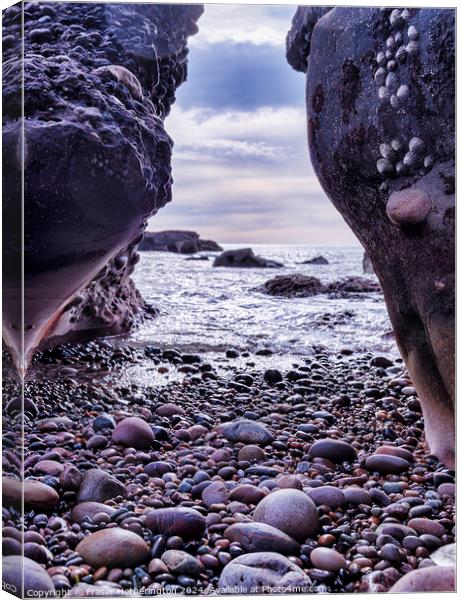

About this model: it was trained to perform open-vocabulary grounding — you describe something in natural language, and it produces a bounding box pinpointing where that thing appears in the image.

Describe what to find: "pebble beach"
[2,338,456,595]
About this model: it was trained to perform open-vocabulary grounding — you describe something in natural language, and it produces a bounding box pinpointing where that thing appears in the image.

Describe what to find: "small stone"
[263,369,283,385]
[76,528,149,568]
[253,489,318,541]
[71,502,117,524]
[144,461,174,477]
[383,482,404,494]
[218,552,312,593]
[237,445,266,462]
[379,543,401,562]
[276,475,303,490]
[146,507,206,540]
[246,465,281,478]
[34,459,64,476]
[29,28,53,43]
[76,469,126,503]
[437,483,455,497]
[375,523,417,540]
[36,416,73,431]
[389,566,455,592]
[161,550,201,577]
[229,484,266,504]
[370,356,393,368]
[308,439,357,463]
[342,487,372,505]
[407,518,446,538]
[148,558,169,575]
[310,547,346,572]
[307,486,345,508]
[156,403,185,417]
[210,449,232,462]
[224,522,300,555]
[112,416,154,449]
[374,445,414,462]
[202,481,228,507]
[86,435,108,450]
[93,413,116,431]
[60,464,82,491]
[220,420,274,446]
[365,454,410,474]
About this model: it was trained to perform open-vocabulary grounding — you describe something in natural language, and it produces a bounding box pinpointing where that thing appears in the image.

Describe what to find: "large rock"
[287,7,455,466]
[224,522,300,555]
[76,468,126,503]
[139,230,222,253]
[76,528,149,568]
[2,555,55,597]
[2,477,59,511]
[213,248,283,269]
[218,552,312,594]
[145,507,206,540]
[71,502,117,524]
[365,453,410,474]
[308,439,357,463]
[111,416,154,449]
[253,489,319,541]
[161,550,202,577]
[219,420,274,446]
[389,566,455,592]
[2,2,203,370]
[430,543,456,567]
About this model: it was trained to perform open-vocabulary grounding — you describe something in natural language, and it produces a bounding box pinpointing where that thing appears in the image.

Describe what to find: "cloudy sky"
[149,4,359,245]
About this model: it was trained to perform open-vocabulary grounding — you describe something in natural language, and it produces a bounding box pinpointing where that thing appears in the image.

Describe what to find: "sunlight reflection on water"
[131,244,395,358]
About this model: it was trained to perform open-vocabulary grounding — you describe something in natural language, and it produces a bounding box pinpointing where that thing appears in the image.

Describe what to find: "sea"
[130,244,396,373]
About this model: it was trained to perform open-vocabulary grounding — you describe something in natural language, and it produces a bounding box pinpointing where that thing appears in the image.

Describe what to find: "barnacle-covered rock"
[287,7,455,467]
[2,2,203,370]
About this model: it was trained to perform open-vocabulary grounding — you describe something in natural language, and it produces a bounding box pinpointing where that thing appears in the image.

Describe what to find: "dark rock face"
[213,248,283,269]
[2,2,203,370]
[139,230,222,253]
[287,7,455,466]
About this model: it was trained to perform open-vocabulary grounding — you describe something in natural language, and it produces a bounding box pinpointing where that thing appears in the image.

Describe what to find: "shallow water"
[132,244,395,359]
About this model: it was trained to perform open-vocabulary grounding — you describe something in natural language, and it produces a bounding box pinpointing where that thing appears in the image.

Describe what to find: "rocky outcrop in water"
[287,7,455,468]
[139,230,222,253]
[258,274,324,297]
[2,2,203,370]
[301,255,329,265]
[213,248,284,269]
[257,274,380,298]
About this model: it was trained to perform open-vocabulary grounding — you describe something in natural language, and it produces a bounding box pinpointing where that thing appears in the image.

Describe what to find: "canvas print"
[2,1,456,597]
